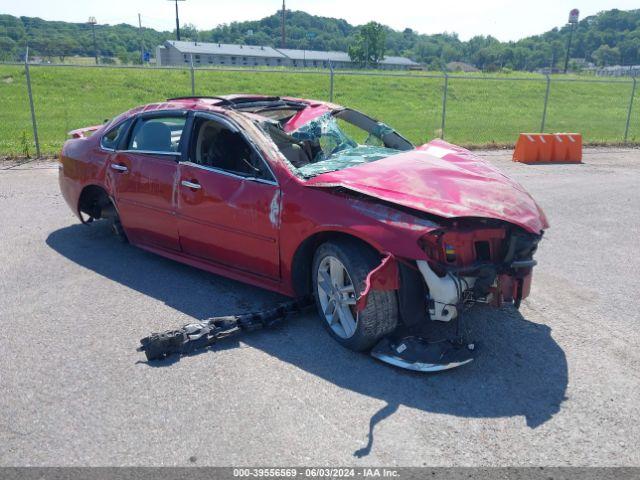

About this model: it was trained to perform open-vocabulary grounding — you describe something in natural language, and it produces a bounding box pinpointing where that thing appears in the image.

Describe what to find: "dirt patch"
[0,155,57,163]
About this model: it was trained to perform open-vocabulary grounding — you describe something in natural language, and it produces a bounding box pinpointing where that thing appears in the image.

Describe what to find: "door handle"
[111,164,128,173]
[181,180,201,190]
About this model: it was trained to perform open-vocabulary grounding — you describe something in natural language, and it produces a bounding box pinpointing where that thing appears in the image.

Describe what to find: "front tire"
[312,239,398,351]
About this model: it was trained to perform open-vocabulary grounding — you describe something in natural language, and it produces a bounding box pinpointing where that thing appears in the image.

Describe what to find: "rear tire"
[312,239,398,351]
[99,202,127,242]
[79,186,127,242]
[111,211,128,242]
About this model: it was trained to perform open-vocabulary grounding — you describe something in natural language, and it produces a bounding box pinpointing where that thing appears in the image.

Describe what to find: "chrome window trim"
[179,160,278,186]
[117,149,181,157]
[190,111,278,184]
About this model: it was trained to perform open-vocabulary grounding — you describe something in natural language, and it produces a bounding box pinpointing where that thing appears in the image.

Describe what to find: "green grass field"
[1,64,638,156]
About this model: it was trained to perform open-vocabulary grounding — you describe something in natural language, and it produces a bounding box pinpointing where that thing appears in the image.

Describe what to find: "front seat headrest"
[136,122,172,152]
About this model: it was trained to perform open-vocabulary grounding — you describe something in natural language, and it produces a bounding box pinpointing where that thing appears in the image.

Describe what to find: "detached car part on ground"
[59,94,548,371]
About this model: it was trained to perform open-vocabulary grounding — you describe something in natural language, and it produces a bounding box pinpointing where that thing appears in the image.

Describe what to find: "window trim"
[184,111,278,185]
[116,149,182,158]
[180,160,278,186]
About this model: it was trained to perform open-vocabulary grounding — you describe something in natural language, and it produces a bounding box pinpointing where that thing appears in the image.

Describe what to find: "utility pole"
[87,17,98,64]
[138,13,145,63]
[281,0,286,48]
[564,8,579,74]
[168,0,186,41]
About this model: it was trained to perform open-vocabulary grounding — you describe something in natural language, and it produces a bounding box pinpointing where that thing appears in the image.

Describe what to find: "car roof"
[113,95,341,125]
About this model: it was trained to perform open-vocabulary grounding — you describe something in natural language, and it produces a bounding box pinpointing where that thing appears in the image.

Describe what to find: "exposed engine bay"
[343,215,541,371]
[416,221,541,321]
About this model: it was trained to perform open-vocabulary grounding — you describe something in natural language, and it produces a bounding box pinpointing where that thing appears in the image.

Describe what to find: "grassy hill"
[1,8,639,70]
[1,64,637,156]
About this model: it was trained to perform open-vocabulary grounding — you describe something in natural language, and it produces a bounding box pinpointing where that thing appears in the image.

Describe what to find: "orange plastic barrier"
[513,133,582,164]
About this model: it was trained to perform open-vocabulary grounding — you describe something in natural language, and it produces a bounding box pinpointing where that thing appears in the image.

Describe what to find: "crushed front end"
[417,219,542,319]
[369,218,543,372]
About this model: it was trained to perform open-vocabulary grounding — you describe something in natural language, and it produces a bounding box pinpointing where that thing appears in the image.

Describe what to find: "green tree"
[50,36,79,62]
[179,23,198,42]
[348,22,386,67]
[592,44,621,66]
[115,46,129,64]
[618,37,640,64]
[0,36,16,60]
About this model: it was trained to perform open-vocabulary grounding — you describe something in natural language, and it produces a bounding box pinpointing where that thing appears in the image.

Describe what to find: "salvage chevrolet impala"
[59,95,548,370]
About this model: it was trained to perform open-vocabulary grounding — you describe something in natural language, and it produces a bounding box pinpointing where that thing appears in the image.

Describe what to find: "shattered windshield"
[289,113,403,178]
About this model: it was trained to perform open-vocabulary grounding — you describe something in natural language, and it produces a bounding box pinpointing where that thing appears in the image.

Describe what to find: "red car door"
[106,113,187,250]
[176,113,280,279]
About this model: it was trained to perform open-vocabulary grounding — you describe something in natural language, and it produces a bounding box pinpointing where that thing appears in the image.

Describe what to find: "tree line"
[0,8,638,70]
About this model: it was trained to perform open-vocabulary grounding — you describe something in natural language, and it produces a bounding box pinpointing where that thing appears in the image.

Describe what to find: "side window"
[101,119,131,150]
[190,118,274,181]
[128,116,186,153]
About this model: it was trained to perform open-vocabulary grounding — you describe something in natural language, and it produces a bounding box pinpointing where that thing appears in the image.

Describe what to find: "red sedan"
[59,95,548,370]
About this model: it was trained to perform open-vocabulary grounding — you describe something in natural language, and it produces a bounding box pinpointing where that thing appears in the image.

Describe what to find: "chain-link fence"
[1,60,638,157]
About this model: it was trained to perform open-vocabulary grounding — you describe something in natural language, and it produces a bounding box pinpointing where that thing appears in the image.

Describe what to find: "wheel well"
[290,231,380,296]
[78,185,111,220]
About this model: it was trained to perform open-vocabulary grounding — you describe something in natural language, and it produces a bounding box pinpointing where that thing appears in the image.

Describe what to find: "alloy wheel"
[316,255,358,339]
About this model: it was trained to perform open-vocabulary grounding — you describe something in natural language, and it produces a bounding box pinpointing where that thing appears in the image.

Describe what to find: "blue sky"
[1,0,637,41]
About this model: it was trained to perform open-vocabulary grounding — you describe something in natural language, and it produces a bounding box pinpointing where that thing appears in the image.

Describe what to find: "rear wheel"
[103,203,127,242]
[110,210,127,242]
[78,187,127,242]
[312,240,398,351]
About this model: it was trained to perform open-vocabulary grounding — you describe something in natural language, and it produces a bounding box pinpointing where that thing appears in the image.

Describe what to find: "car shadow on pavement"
[47,222,568,456]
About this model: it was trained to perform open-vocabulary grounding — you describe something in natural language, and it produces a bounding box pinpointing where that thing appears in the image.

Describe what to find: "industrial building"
[156,40,420,70]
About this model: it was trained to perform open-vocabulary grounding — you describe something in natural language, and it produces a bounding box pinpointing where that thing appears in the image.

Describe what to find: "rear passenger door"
[176,113,281,279]
[106,112,186,250]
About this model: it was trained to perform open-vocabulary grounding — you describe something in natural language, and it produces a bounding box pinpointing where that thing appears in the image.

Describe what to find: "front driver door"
[106,112,187,250]
[176,113,280,279]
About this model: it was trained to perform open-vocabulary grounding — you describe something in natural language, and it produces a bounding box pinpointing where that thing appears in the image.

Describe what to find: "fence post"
[440,72,448,140]
[24,47,41,158]
[189,54,195,96]
[624,77,637,143]
[540,74,551,133]
[328,62,335,103]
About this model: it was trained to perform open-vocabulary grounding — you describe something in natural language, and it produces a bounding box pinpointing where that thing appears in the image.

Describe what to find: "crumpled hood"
[304,140,549,234]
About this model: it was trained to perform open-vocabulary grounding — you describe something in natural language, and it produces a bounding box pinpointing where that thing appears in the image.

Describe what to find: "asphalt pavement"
[1,148,639,466]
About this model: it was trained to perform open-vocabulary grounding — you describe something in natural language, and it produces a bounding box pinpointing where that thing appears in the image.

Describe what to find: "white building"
[156,40,420,70]
[595,65,640,77]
